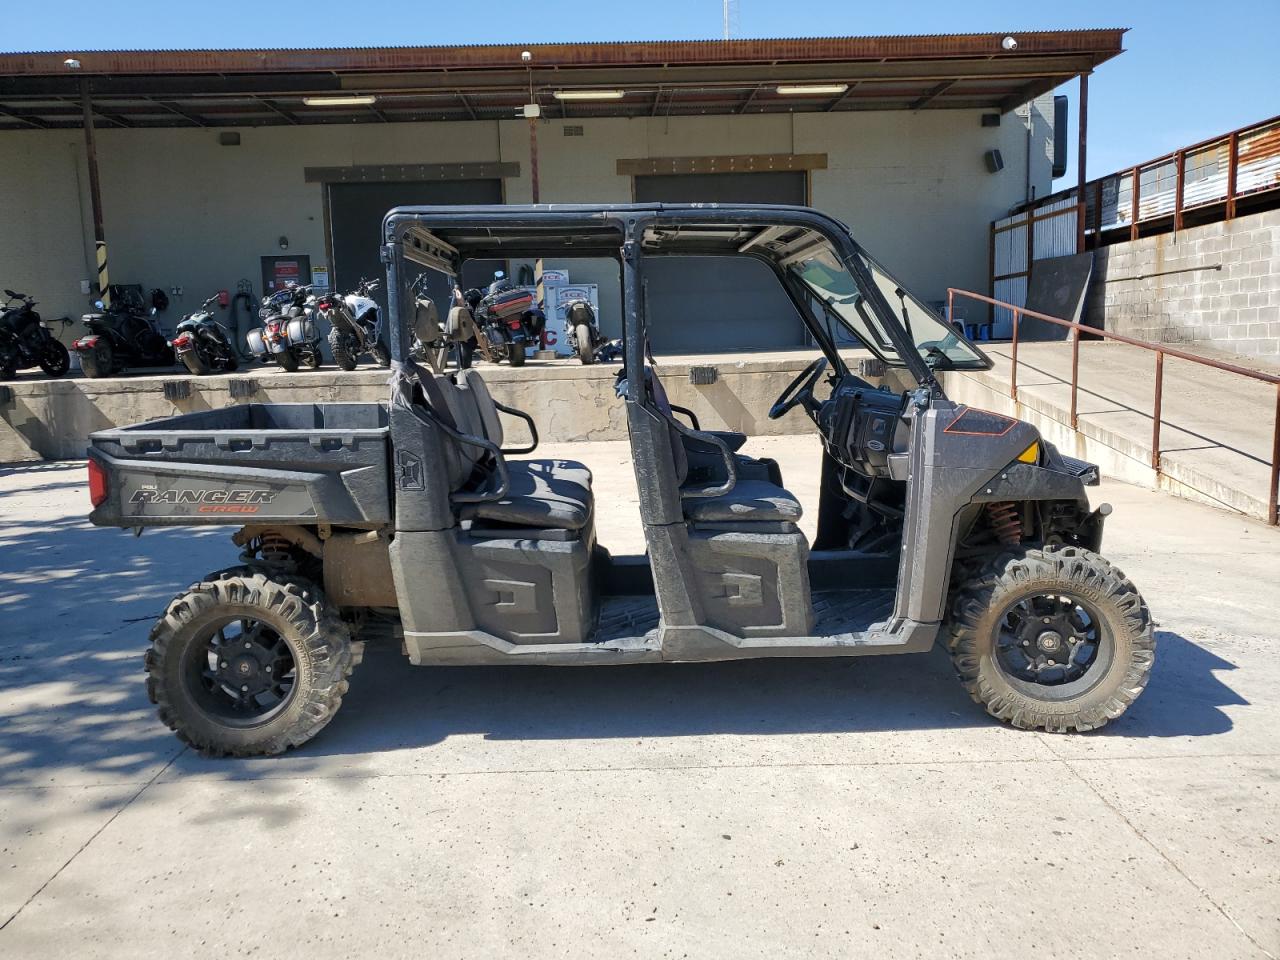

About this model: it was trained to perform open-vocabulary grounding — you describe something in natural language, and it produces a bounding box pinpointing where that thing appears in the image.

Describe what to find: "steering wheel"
[769,357,828,420]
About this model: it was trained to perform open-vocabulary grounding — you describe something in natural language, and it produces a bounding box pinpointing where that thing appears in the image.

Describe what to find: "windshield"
[787,243,988,371]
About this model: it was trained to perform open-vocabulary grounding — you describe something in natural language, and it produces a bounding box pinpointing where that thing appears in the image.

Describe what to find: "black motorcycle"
[170,295,239,375]
[563,298,620,365]
[0,289,71,380]
[318,278,389,371]
[71,285,174,379]
[246,284,323,372]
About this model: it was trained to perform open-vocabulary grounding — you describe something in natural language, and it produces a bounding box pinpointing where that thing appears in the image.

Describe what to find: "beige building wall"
[0,97,1054,340]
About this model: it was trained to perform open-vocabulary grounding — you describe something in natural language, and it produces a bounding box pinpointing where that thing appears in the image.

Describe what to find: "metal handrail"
[947,287,1280,526]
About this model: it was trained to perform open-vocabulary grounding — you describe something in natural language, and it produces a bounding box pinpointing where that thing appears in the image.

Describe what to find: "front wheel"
[80,339,114,378]
[371,342,391,368]
[39,339,71,377]
[145,569,358,757]
[946,546,1154,733]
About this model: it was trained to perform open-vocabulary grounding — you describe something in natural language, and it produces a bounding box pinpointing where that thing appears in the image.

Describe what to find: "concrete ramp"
[943,341,1279,522]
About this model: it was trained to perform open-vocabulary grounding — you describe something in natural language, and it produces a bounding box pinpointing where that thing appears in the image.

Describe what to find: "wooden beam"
[257,97,299,124]
[910,79,957,110]
[617,153,828,176]
[824,82,860,111]
[152,98,207,127]
[0,104,49,128]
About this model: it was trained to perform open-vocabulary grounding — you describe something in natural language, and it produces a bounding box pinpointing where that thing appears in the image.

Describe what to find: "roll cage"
[380,203,989,390]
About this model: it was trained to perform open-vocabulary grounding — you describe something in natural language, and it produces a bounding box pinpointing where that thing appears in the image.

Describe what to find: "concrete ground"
[1,435,1278,959]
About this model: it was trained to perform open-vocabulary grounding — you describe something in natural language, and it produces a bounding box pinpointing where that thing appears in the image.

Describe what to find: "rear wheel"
[38,340,70,377]
[274,349,299,373]
[371,342,391,368]
[575,324,595,365]
[80,340,114,378]
[507,341,526,366]
[328,328,357,371]
[947,546,1154,733]
[303,349,322,370]
[223,352,239,372]
[145,569,358,757]
[180,349,210,376]
[0,356,15,380]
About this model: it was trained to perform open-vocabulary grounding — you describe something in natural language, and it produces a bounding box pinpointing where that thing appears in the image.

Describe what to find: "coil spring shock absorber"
[258,529,294,565]
[987,501,1022,546]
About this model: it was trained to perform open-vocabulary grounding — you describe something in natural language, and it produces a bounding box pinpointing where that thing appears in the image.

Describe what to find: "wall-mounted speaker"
[984,149,1005,174]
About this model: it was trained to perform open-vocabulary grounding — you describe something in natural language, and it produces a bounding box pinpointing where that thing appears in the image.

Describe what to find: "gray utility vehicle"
[87,204,1154,757]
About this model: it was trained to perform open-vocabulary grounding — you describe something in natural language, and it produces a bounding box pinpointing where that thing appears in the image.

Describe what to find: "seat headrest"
[456,368,503,447]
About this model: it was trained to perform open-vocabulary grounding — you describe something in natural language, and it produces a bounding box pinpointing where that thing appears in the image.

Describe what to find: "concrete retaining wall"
[0,356,820,463]
[1085,208,1280,360]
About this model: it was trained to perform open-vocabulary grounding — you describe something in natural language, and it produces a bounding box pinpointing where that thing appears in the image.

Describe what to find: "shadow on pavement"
[0,464,1249,796]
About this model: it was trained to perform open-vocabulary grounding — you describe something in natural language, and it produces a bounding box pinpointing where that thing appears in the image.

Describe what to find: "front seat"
[644,367,801,526]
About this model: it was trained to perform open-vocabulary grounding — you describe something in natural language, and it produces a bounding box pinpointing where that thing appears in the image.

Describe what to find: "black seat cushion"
[461,459,593,531]
[683,480,803,524]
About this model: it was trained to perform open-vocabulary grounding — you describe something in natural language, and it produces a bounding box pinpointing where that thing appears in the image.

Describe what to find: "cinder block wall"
[1085,208,1280,359]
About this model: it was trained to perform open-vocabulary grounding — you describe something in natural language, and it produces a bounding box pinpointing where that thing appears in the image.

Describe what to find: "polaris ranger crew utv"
[86,204,1154,756]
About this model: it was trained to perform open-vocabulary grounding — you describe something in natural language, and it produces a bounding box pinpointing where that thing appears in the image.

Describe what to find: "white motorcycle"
[318,278,389,371]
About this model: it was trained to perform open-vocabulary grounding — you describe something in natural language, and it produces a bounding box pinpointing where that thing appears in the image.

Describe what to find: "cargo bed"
[88,402,391,527]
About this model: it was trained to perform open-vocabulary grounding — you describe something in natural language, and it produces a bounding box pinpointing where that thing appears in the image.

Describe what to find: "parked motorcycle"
[319,278,389,371]
[0,289,71,380]
[246,283,323,372]
[71,284,174,379]
[170,295,239,375]
[473,272,536,366]
[564,298,616,365]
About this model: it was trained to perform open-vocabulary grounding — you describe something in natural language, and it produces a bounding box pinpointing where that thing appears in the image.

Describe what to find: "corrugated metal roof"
[0,30,1126,130]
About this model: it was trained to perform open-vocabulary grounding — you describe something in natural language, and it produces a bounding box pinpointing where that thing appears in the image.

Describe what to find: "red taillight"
[507,319,523,329]
[173,333,192,347]
[87,459,108,508]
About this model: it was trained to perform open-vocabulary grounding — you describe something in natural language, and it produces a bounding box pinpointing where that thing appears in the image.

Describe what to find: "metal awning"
[0,31,1125,130]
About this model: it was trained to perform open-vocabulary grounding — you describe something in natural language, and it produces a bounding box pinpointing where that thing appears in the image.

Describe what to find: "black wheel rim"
[994,592,1112,697]
[181,616,298,727]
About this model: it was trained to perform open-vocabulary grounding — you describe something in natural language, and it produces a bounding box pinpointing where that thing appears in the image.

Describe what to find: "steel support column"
[1076,72,1088,254]
[80,78,110,307]
[527,117,540,203]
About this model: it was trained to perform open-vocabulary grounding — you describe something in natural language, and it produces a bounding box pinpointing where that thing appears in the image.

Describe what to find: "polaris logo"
[130,488,276,513]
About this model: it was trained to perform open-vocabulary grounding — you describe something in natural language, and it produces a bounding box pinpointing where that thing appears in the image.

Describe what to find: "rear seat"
[440,369,594,533]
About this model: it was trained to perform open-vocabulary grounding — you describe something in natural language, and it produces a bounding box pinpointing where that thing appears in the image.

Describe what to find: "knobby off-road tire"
[145,568,359,757]
[947,546,1154,733]
[328,328,357,371]
[371,341,391,369]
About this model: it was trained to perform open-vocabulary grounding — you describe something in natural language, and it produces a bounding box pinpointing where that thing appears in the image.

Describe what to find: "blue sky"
[6,0,1277,185]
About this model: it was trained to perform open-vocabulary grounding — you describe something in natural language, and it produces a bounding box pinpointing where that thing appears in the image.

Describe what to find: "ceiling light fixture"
[775,83,849,96]
[552,89,625,101]
[302,95,378,107]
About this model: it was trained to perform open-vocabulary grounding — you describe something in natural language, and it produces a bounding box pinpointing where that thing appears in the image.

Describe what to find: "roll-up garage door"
[328,179,504,313]
[633,171,808,354]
